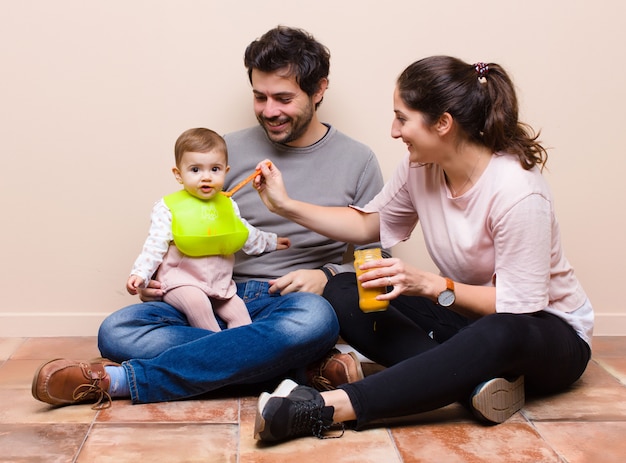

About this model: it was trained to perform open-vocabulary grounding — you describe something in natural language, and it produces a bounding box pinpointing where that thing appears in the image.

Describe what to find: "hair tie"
[474,62,489,84]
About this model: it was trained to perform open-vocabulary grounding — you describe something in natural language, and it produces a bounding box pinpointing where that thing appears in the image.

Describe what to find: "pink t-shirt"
[360,153,589,327]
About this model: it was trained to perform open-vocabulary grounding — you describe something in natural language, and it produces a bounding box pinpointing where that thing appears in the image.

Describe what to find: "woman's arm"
[255,160,381,245]
[257,161,499,317]
[357,256,497,318]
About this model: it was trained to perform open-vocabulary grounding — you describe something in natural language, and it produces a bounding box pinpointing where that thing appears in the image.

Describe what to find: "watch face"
[438,289,455,307]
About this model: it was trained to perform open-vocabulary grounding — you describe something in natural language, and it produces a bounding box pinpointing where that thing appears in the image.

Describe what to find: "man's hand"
[268,269,329,295]
[138,279,164,302]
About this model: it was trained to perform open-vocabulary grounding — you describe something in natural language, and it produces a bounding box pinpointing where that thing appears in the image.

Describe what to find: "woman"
[252,56,593,443]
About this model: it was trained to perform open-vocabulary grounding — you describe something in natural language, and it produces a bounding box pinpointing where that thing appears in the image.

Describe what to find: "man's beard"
[258,101,314,145]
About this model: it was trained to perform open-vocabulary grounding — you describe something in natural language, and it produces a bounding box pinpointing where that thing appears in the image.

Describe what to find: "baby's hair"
[174,128,228,166]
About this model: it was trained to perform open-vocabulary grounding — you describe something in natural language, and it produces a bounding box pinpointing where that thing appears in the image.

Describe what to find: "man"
[31,26,385,408]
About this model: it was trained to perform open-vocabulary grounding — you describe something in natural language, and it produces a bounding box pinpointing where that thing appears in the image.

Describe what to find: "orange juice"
[354,248,389,312]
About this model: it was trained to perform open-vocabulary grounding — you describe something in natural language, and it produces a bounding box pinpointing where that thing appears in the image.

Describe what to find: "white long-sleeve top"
[130,196,277,283]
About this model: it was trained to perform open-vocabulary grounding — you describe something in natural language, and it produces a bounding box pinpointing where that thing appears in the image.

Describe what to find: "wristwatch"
[437,278,456,307]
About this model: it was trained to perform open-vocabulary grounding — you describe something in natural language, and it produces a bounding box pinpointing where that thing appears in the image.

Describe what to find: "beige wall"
[1,1,624,336]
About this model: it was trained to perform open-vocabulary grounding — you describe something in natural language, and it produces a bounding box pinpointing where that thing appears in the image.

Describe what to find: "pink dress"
[130,196,278,300]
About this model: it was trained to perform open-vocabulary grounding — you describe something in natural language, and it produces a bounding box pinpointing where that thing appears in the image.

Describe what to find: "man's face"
[250,68,317,146]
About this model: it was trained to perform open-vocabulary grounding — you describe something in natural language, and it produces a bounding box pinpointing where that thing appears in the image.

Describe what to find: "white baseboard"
[1,311,625,337]
[592,312,626,336]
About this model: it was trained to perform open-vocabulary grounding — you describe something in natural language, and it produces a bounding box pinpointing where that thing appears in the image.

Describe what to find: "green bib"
[163,190,249,257]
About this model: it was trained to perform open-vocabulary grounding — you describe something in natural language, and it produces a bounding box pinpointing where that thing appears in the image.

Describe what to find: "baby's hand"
[276,237,291,250]
[126,275,145,295]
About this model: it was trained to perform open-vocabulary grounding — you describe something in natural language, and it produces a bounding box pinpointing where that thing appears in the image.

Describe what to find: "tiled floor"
[1,337,625,463]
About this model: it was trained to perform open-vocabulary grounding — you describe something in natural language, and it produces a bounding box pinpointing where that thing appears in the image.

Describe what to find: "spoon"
[222,162,271,197]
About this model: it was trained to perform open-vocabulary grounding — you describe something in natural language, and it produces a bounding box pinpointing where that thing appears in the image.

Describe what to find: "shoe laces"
[309,349,340,391]
[309,375,333,391]
[72,367,112,410]
[290,399,345,440]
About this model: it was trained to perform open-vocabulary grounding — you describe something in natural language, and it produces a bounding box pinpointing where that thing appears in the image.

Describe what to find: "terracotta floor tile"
[1,335,625,462]
[0,388,97,424]
[393,422,561,463]
[592,336,626,357]
[75,423,238,462]
[523,361,626,421]
[534,421,626,463]
[594,356,626,385]
[0,337,26,360]
[242,430,401,463]
[96,396,239,423]
[0,358,47,389]
[0,423,89,463]
[238,396,401,463]
[11,336,100,360]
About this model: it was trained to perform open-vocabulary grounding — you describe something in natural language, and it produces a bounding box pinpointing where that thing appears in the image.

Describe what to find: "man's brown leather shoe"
[306,348,365,391]
[32,358,118,409]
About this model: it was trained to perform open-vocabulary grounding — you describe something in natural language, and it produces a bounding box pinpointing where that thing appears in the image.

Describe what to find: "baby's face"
[173,149,229,200]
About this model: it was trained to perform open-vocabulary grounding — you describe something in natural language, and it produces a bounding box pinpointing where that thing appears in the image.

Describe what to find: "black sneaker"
[254,379,342,442]
[470,376,525,424]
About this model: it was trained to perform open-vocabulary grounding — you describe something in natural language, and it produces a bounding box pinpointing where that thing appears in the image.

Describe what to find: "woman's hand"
[359,257,497,318]
[254,160,292,215]
[357,257,438,301]
[254,158,381,245]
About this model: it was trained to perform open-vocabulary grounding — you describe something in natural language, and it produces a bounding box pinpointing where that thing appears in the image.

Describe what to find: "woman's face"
[391,87,441,164]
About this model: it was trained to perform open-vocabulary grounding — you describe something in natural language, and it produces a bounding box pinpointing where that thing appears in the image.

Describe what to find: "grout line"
[236,397,242,463]
[387,427,406,463]
[72,412,99,463]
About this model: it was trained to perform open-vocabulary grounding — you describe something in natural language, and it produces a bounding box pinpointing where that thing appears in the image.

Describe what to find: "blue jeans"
[98,281,339,403]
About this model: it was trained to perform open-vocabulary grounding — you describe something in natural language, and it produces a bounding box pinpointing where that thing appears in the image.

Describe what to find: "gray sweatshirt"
[224,124,385,282]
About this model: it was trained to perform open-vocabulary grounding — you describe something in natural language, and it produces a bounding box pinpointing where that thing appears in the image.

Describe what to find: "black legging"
[323,273,591,428]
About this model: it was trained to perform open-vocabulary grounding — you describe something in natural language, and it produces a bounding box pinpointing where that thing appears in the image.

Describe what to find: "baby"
[127,128,290,331]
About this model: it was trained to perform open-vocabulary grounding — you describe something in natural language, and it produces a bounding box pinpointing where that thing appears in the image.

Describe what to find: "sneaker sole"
[471,376,524,424]
[254,379,298,440]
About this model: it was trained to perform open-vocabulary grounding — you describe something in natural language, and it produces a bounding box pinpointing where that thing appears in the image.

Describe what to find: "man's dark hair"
[244,26,330,106]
